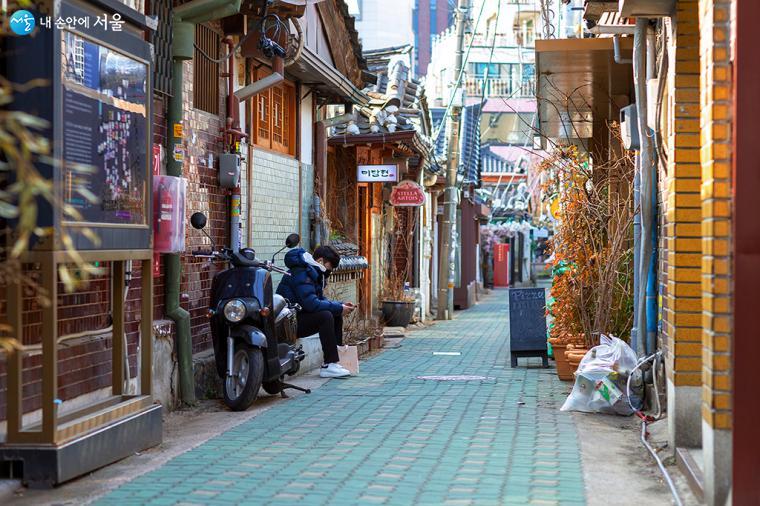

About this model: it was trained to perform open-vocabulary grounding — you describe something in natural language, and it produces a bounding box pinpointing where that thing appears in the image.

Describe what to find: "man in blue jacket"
[276,245,355,378]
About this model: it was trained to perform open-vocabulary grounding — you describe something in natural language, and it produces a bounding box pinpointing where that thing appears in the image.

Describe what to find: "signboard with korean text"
[357,164,398,183]
[390,180,426,207]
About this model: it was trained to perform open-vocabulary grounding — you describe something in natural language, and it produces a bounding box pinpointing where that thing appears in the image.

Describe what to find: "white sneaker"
[320,363,351,378]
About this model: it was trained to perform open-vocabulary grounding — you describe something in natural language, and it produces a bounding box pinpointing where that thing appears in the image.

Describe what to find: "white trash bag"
[560,334,641,415]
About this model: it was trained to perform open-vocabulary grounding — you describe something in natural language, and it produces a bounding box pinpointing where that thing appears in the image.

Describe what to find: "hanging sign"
[357,164,398,183]
[390,180,426,207]
[173,123,183,138]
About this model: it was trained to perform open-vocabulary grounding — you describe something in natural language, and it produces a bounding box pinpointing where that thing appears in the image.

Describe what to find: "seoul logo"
[9,10,36,35]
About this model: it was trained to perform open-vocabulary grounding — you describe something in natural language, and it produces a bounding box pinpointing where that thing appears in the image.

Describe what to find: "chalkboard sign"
[508,288,549,368]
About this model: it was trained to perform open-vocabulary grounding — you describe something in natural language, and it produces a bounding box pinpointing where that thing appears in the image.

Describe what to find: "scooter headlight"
[223,299,247,323]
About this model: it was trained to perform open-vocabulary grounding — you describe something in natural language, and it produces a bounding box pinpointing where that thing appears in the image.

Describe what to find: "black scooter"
[190,212,311,411]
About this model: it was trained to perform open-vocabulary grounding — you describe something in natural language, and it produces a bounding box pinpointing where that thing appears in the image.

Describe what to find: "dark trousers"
[297,310,343,364]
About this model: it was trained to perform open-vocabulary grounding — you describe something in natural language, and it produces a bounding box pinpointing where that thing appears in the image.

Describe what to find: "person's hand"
[342,304,356,315]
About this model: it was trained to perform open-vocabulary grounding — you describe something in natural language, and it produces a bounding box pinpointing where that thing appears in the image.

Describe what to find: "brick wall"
[698,0,733,432]
[247,148,302,267]
[181,56,229,354]
[663,0,703,388]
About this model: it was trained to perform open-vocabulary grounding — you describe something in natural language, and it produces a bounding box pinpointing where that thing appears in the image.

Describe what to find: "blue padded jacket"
[275,248,343,315]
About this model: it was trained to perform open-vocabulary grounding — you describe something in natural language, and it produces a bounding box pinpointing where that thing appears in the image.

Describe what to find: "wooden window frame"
[251,67,297,156]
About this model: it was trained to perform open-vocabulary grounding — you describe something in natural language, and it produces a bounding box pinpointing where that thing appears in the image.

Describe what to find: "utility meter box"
[219,153,241,188]
[620,104,640,150]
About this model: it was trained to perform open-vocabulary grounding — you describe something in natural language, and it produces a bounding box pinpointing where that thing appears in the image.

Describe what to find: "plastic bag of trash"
[560,334,641,415]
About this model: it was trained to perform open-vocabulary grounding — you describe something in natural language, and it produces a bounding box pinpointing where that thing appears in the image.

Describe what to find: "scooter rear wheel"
[223,343,264,411]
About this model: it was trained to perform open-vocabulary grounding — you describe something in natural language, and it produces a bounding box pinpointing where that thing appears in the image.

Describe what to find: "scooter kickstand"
[281,382,311,394]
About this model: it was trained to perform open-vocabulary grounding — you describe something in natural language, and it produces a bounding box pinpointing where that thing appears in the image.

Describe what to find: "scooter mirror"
[190,212,207,230]
[285,233,300,248]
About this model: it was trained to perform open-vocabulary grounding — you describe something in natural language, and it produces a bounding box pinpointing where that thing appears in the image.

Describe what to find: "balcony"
[464,77,536,98]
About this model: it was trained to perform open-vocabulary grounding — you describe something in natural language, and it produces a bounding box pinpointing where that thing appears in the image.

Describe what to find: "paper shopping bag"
[338,345,359,375]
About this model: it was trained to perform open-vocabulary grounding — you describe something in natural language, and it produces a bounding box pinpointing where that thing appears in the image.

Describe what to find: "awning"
[535,37,633,141]
[287,46,370,106]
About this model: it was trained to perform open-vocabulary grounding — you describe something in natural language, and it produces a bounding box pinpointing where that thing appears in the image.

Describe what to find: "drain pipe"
[632,18,656,357]
[165,0,242,405]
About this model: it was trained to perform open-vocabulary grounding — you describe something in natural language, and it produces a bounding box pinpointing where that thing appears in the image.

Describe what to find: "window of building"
[252,67,297,156]
[193,24,220,115]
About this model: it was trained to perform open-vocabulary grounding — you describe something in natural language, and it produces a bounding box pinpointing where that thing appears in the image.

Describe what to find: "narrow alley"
[47,291,671,506]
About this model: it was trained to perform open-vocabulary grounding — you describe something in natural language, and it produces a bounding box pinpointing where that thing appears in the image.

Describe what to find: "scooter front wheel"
[223,343,264,411]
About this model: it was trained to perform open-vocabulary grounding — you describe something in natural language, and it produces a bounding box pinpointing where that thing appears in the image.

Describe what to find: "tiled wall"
[247,148,302,264]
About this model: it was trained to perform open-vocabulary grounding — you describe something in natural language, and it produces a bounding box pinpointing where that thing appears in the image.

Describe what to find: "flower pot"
[356,338,370,358]
[565,346,589,376]
[381,300,415,328]
[548,338,573,381]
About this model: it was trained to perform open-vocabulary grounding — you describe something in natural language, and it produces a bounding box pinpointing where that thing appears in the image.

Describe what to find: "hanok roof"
[330,46,439,171]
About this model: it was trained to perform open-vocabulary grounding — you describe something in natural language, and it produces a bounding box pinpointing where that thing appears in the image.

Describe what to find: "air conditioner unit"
[619,0,675,17]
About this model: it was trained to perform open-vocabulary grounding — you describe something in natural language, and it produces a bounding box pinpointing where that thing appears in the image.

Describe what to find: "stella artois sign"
[390,180,426,207]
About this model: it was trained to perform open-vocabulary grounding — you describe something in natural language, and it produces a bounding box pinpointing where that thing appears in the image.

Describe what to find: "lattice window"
[193,24,220,115]
[252,67,296,156]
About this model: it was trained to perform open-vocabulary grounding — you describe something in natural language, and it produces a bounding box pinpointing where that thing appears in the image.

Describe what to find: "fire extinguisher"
[154,177,174,253]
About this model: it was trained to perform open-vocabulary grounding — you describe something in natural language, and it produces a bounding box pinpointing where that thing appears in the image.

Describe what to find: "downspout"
[645,27,659,358]
[632,18,656,357]
[165,0,242,406]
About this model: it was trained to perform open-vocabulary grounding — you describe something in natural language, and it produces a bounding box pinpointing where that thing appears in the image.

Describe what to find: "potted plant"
[380,274,416,327]
[540,130,635,380]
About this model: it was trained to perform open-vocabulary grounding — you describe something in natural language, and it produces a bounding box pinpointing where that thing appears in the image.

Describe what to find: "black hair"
[313,245,340,269]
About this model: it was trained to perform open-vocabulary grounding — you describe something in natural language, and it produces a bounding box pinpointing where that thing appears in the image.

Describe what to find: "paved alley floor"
[94,290,587,505]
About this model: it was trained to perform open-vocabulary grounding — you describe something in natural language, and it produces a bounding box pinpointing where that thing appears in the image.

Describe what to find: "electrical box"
[219,153,241,188]
[153,175,187,253]
[620,104,640,150]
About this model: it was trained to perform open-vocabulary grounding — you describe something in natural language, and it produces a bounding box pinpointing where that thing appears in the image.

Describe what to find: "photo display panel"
[61,30,148,225]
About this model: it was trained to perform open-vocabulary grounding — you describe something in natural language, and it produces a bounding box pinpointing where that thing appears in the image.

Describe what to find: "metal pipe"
[632,157,641,351]
[633,18,655,357]
[166,59,196,405]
